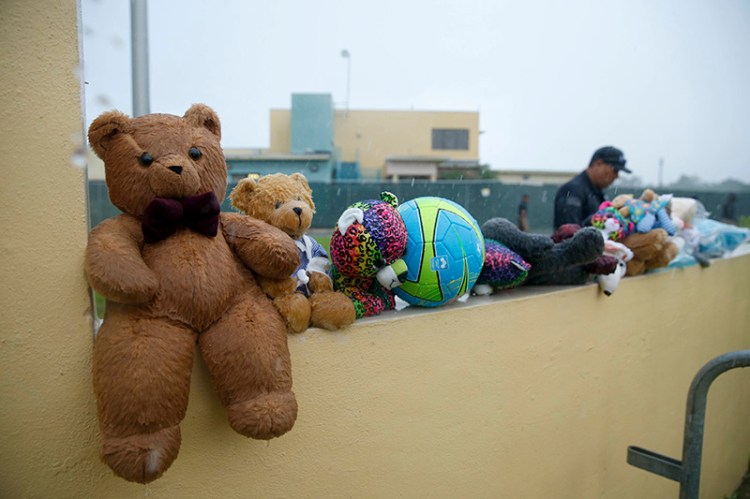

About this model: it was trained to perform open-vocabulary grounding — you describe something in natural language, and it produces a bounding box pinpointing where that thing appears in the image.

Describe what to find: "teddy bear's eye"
[275,201,282,209]
[188,147,202,160]
[139,152,153,167]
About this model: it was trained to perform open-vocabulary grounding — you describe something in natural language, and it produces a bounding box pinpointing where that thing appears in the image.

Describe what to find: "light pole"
[658,157,664,187]
[341,49,350,115]
[131,0,150,116]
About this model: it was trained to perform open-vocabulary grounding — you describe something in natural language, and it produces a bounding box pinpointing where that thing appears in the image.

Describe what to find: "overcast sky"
[81,0,750,185]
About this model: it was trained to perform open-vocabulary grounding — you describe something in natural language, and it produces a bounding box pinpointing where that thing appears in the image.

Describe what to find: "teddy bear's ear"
[290,173,315,210]
[184,104,221,140]
[337,207,364,235]
[380,191,399,208]
[229,176,258,214]
[640,189,656,201]
[291,173,310,190]
[87,111,131,159]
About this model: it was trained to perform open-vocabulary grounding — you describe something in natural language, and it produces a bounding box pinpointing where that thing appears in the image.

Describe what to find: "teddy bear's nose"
[168,166,183,175]
[293,207,302,216]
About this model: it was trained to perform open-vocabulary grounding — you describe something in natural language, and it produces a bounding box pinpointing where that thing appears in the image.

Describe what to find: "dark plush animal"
[481,218,609,285]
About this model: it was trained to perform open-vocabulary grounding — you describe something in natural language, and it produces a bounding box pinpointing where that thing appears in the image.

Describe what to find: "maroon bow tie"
[142,192,220,243]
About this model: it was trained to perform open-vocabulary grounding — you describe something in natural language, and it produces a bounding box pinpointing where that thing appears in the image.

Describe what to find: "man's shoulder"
[556,172,586,195]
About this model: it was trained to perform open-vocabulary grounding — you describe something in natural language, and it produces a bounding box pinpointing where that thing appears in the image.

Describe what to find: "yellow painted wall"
[270,108,480,178]
[0,0,98,496]
[2,2,749,498]
[268,109,291,155]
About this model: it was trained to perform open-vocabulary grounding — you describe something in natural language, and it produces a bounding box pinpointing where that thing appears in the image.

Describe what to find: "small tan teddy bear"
[231,173,356,333]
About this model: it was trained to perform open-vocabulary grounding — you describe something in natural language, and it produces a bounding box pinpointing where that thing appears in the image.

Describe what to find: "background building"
[496,169,579,185]
[226,93,481,182]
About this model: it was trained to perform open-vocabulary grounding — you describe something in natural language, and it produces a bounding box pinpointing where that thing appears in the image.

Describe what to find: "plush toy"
[611,188,677,236]
[85,105,300,483]
[668,197,710,268]
[330,192,409,318]
[551,224,627,276]
[230,173,356,333]
[472,239,531,295]
[587,206,635,295]
[591,201,634,241]
[621,228,679,276]
[595,235,633,296]
[481,218,608,285]
[603,192,679,275]
[597,258,628,296]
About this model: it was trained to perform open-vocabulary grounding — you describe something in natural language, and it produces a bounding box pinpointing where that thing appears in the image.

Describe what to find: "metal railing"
[627,350,750,499]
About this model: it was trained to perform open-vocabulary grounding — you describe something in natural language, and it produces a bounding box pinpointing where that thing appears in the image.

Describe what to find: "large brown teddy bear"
[230,173,356,333]
[85,105,300,484]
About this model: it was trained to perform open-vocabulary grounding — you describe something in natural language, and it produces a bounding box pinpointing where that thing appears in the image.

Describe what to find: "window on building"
[432,129,469,150]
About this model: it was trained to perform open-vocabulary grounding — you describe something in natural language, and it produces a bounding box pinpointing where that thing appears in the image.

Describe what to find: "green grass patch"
[316,235,331,254]
[93,291,105,319]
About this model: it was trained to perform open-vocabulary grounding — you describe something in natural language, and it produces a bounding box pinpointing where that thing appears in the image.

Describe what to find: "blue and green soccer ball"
[394,197,485,307]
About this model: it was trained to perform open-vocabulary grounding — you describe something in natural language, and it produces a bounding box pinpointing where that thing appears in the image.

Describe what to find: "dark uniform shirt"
[553,171,605,229]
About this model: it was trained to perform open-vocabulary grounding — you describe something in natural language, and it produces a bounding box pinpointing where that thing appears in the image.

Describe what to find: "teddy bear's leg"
[93,303,197,483]
[199,293,297,440]
[656,209,678,235]
[636,212,656,232]
[309,291,357,330]
[273,293,312,334]
[625,259,646,276]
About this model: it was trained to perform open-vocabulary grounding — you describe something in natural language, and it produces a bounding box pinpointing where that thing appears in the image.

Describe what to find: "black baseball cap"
[590,146,631,173]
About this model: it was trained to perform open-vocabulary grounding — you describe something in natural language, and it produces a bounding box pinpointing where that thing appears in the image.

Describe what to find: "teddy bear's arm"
[221,212,300,279]
[257,275,299,298]
[84,215,158,303]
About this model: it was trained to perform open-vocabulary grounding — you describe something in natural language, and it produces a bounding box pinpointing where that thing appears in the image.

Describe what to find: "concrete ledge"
[85,253,750,498]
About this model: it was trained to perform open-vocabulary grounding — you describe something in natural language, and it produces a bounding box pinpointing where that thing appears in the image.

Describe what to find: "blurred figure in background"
[721,193,738,225]
[553,146,631,229]
[517,193,530,231]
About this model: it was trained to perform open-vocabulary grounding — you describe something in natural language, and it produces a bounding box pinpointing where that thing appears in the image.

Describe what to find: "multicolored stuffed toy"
[588,203,635,295]
[611,189,677,236]
[472,239,530,295]
[591,201,634,241]
[330,192,408,318]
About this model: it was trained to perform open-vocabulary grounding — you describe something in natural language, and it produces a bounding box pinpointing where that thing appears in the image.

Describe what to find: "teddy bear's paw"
[307,271,334,293]
[100,425,181,484]
[274,293,311,334]
[625,259,646,276]
[310,292,356,330]
[227,391,298,440]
